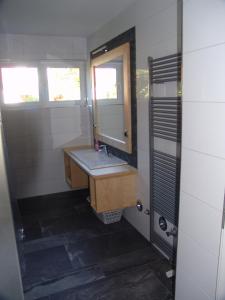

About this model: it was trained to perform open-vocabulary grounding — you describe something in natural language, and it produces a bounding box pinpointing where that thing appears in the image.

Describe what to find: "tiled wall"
[0,34,87,61]
[0,34,91,199]
[88,0,179,240]
[2,107,91,199]
[175,1,225,299]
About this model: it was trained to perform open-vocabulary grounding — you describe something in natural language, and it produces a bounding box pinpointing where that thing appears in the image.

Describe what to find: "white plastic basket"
[94,209,123,224]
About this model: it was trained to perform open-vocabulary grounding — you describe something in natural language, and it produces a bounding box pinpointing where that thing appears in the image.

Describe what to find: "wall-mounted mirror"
[91,42,132,153]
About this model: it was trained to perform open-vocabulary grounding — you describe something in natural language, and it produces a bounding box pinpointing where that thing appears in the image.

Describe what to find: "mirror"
[91,43,132,153]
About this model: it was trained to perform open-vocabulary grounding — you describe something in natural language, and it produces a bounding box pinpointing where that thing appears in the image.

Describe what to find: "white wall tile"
[183,44,225,102]
[177,1,225,299]
[179,192,222,255]
[136,4,178,58]
[50,118,81,135]
[2,102,90,198]
[50,107,80,119]
[176,231,218,299]
[0,35,9,59]
[181,148,225,211]
[16,178,70,199]
[136,69,149,101]
[183,0,225,53]
[124,201,150,240]
[0,34,87,61]
[138,36,179,69]
[176,270,211,300]
[137,148,150,199]
[137,99,149,152]
[182,102,225,158]
[88,0,177,52]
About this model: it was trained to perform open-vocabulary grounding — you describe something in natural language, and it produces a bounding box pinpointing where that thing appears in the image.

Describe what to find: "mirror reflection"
[95,56,125,142]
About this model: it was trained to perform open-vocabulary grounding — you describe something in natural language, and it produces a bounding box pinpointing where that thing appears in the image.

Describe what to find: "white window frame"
[0,60,86,109]
[41,60,86,107]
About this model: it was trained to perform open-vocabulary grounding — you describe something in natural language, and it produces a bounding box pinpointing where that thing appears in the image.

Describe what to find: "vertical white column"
[0,111,24,300]
[176,1,225,299]
[217,224,225,300]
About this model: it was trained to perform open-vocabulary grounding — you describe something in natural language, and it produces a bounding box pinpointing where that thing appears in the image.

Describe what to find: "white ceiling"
[0,0,136,37]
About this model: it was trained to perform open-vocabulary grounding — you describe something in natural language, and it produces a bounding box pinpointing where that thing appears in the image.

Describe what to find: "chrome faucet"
[99,144,109,156]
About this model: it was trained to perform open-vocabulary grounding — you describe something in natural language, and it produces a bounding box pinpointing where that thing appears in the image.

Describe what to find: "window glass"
[47,68,81,101]
[1,67,39,104]
[95,67,117,100]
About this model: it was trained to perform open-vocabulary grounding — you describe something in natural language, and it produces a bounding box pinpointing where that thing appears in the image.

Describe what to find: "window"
[1,67,39,104]
[95,67,117,100]
[47,67,81,102]
[0,61,85,107]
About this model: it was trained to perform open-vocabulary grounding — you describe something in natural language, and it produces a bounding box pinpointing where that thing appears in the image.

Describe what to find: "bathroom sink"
[70,149,127,170]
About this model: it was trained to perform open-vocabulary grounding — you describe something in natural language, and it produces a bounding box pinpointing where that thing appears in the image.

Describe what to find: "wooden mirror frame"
[91,42,132,154]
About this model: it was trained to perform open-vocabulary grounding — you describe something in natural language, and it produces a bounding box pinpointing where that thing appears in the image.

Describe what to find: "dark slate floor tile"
[24,266,105,300]
[23,246,75,290]
[72,201,93,215]
[21,198,174,300]
[23,234,67,255]
[63,217,134,245]
[99,246,161,275]
[98,246,173,292]
[23,208,74,228]
[39,210,133,239]
[40,213,100,237]
[49,263,172,300]
[18,190,89,216]
[65,229,149,268]
[101,217,134,233]
[23,200,134,241]
[22,218,43,241]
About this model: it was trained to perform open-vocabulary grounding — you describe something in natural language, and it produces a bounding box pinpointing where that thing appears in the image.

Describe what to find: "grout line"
[182,100,225,104]
[181,190,222,214]
[182,146,225,162]
[183,41,225,56]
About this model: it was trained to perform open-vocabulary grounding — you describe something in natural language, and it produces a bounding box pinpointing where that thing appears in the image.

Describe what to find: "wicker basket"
[94,209,123,224]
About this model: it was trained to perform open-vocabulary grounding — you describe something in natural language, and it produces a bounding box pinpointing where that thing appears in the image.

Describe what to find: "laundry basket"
[94,209,123,224]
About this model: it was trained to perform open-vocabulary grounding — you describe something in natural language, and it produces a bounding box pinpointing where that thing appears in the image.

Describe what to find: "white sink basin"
[70,149,127,170]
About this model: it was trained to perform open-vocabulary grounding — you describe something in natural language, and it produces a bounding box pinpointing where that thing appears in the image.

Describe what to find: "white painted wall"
[88,0,179,240]
[175,1,225,299]
[0,34,91,199]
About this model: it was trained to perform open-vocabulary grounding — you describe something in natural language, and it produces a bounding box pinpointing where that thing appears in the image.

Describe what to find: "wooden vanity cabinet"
[89,174,136,213]
[64,153,89,189]
[64,148,137,213]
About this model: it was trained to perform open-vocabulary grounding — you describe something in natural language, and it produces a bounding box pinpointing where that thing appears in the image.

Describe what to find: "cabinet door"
[70,159,89,189]
[64,153,72,185]
[89,177,97,210]
[94,173,136,212]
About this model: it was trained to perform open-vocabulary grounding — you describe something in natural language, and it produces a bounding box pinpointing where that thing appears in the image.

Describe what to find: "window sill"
[1,100,86,110]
